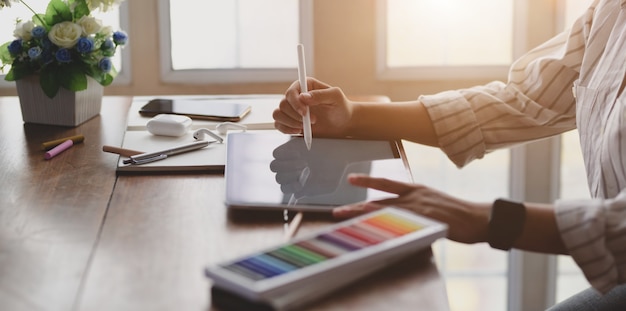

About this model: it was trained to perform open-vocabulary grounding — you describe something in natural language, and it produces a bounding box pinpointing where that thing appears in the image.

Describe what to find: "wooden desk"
[0,96,449,311]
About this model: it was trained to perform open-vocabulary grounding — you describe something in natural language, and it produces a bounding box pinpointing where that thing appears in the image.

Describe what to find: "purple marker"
[44,139,73,160]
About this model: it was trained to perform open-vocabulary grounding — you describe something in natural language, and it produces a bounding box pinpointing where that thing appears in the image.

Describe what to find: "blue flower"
[7,39,22,55]
[76,37,94,53]
[31,26,46,39]
[55,48,72,63]
[98,57,112,72]
[101,38,114,51]
[28,47,42,60]
[112,31,128,45]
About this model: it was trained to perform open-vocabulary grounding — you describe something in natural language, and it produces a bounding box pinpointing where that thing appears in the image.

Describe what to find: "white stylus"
[297,44,312,151]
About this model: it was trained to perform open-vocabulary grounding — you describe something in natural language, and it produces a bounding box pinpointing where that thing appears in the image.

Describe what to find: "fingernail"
[332,207,347,217]
[300,92,312,99]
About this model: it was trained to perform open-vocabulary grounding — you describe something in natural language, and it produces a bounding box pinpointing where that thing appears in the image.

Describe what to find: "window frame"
[157,0,314,84]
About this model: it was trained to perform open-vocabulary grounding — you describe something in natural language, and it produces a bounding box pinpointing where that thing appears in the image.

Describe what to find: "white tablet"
[224,131,412,212]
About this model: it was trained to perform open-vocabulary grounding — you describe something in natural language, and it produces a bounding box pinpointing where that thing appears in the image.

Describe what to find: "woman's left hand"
[333,174,491,244]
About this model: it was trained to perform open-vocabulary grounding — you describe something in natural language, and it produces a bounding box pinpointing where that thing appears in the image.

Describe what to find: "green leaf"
[32,14,48,28]
[88,71,106,85]
[72,0,90,20]
[100,73,114,86]
[59,63,88,91]
[45,0,73,25]
[41,68,61,98]
[4,68,15,81]
[0,42,12,65]
[8,62,35,81]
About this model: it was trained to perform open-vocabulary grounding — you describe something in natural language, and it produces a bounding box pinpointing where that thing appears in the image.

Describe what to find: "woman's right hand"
[273,77,355,138]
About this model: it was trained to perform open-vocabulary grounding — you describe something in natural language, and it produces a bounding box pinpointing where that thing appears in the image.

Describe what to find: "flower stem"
[19,0,46,26]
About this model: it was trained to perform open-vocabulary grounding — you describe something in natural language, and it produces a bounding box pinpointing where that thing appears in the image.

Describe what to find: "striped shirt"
[420,0,626,294]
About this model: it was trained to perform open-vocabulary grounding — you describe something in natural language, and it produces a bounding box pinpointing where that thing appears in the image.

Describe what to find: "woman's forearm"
[513,202,568,254]
[347,100,439,146]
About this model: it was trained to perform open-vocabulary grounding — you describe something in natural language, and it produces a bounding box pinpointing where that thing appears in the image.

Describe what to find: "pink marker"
[44,139,73,160]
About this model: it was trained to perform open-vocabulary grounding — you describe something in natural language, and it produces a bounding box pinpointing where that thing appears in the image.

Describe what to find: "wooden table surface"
[0,96,449,311]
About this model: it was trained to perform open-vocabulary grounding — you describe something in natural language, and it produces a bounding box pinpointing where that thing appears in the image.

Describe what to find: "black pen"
[123,141,212,165]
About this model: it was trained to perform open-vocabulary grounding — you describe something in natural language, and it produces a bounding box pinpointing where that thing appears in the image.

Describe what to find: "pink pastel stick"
[44,139,73,160]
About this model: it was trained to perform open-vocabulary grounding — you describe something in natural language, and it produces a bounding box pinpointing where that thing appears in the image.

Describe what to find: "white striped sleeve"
[556,190,626,294]
[420,10,587,167]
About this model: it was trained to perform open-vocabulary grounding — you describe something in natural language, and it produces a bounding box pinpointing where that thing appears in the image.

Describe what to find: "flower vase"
[15,75,103,127]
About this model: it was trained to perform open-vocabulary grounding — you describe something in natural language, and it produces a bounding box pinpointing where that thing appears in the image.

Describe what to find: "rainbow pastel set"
[205,207,447,310]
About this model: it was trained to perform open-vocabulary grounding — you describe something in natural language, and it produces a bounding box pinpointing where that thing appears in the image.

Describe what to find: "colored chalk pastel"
[348,223,392,242]
[44,139,74,160]
[377,214,423,232]
[353,221,398,240]
[363,217,409,236]
[266,250,311,268]
[245,256,288,276]
[317,232,363,251]
[330,230,371,248]
[273,248,318,266]
[337,226,385,245]
[237,258,282,278]
[224,264,265,281]
[283,245,327,263]
[256,254,298,273]
[295,239,345,258]
[41,134,84,150]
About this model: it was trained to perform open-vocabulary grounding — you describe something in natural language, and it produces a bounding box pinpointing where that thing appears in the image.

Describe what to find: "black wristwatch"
[487,199,526,250]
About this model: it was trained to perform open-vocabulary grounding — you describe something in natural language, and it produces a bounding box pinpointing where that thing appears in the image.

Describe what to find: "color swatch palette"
[205,207,447,310]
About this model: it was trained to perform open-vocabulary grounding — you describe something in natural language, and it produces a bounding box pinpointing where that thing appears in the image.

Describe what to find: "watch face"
[488,199,526,250]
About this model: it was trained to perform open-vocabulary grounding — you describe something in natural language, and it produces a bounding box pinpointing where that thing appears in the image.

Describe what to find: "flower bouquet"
[0,0,128,98]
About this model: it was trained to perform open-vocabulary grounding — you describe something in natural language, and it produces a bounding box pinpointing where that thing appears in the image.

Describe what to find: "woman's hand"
[273,77,354,138]
[333,174,492,244]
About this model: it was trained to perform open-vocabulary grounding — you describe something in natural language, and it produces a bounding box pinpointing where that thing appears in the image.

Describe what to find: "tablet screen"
[224,131,412,211]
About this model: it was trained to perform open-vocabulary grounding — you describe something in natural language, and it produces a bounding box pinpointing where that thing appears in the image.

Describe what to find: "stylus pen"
[123,140,211,165]
[297,44,312,151]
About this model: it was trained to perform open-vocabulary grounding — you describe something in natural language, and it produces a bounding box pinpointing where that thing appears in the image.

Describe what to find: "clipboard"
[224,131,413,212]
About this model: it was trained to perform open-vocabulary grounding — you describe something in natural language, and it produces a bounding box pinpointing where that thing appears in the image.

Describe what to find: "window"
[158,0,313,84]
[0,1,130,87]
[383,0,597,310]
[378,0,516,80]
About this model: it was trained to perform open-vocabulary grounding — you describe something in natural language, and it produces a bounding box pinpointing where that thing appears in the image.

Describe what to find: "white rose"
[48,21,83,48]
[98,26,113,37]
[13,21,35,40]
[77,16,102,36]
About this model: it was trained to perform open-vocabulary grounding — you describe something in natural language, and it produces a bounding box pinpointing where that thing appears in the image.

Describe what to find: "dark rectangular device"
[139,98,252,122]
